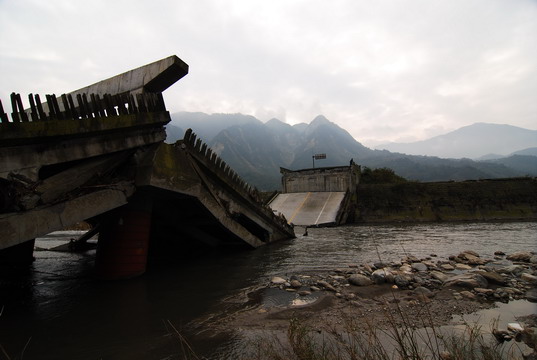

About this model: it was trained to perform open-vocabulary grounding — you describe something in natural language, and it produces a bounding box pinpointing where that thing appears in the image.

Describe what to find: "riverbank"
[353,177,537,223]
[209,248,537,357]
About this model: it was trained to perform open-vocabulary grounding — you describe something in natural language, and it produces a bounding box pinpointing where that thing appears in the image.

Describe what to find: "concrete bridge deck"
[0,55,294,278]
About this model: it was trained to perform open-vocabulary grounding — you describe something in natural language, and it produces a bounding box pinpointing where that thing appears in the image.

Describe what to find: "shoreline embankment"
[352,177,537,223]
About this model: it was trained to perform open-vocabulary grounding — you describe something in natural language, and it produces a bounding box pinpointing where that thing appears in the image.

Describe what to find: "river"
[0,221,535,359]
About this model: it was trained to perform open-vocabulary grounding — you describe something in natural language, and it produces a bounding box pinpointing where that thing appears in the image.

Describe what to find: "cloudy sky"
[1,0,535,147]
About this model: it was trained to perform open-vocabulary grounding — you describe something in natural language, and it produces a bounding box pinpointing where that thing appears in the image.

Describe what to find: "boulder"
[414,286,433,297]
[530,255,537,264]
[474,271,508,285]
[348,274,373,286]
[371,268,391,284]
[461,250,480,257]
[440,264,455,271]
[497,265,525,276]
[394,274,412,288]
[444,273,488,289]
[526,288,537,303]
[411,262,428,272]
[373,261,389,269]
[290,279,302,288]
[474,287,494,295]
[507,251,533,262]
[271,276,286,285]
[455,263,472,270]
[404,255,420,263]
[521,273,537,284]
[459,252,481,264]
[460,290,476,300]
[430,270,450,283]
[399,264,413,273]
[317,280,337,292]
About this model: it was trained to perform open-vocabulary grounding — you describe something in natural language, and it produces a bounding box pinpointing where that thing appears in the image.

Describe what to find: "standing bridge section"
[0,55,294,279]
[269,164,360,226]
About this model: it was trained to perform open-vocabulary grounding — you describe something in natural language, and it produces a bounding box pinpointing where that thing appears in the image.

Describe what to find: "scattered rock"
[474,288,494,295]
[461,250,480,257]
[444,273,488,289]
[430,270,450,283]
[317,280,336,292]
[414,286,433,297]
[290,279,302,288]
[459,291,476,300]
[526,288,537,303]
[497,265,525,276]
[298,290,311,296]
[455,263,472,270]
[348,274,373,286]
[459,252,483,265]
[507,323,524,333]
[412,262,428,272]
[373,261,389,269]
[507,252,533,262]
[440,264,455,271]
[521,273,537,284]
[494,251,506,256]
[474,271,508,286]
[530,255,537,264]
[404,255,420,263]
[271,277,286,285]
[371,269,391,284]
[394,274,412,288]
[399,264,413,273]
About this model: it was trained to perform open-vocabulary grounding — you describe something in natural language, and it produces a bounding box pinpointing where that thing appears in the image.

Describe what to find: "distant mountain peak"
[311,115,331,125]
[375,122,537,159]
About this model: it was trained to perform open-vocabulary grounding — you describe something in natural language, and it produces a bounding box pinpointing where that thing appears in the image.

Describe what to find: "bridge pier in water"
[95,196,153,280]
[0,239,35,266]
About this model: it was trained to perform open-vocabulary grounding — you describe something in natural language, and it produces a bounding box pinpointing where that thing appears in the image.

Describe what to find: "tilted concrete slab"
[270,192,346,226]
[0,184,134,250]
[147,131,295,248]
[69,55,189,97]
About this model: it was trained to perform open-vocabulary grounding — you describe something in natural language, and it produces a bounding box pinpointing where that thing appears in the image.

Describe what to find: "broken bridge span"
[0,55,294,279]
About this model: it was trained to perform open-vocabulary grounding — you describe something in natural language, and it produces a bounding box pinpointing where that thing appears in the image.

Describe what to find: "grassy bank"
[354,177,537,223]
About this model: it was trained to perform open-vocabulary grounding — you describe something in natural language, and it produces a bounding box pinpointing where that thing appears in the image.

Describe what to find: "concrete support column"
[95,193,153,280]
[0,239,35,266]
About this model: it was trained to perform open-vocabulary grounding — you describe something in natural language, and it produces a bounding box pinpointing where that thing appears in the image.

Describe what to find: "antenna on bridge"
[312,153,326,168]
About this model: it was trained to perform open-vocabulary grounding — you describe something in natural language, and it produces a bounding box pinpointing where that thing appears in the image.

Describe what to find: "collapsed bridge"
[0,55,295,279]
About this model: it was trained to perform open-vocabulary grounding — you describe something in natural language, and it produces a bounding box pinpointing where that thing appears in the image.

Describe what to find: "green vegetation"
[360,167,408,184]
[354,177,537,222]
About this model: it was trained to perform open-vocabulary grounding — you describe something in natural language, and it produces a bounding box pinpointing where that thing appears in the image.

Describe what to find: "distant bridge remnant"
[269,162,360,226]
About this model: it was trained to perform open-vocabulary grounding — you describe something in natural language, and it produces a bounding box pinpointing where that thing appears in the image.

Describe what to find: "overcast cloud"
[1,0,535,146]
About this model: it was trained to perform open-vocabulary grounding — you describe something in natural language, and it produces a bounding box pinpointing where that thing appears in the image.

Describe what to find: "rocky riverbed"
[211,249,537,356]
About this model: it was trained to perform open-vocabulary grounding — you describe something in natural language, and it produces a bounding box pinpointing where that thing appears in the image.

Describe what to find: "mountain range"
[166,112,537,190]
[376,123,537,159]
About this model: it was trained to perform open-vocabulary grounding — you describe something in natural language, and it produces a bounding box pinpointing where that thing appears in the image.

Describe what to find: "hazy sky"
[1,0,535,146]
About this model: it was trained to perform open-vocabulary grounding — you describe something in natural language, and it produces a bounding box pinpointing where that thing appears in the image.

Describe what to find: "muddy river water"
[0,221,536,359]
